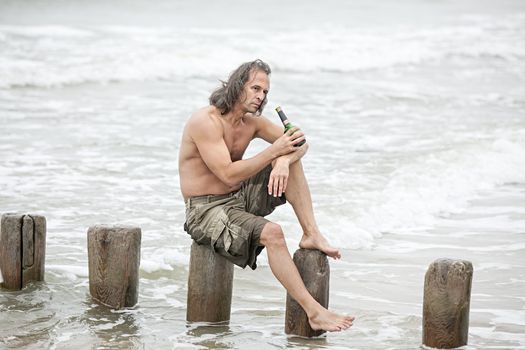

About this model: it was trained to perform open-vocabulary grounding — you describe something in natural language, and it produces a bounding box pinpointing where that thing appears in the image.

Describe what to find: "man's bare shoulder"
[188,106,220,124]
[186,106,223,137]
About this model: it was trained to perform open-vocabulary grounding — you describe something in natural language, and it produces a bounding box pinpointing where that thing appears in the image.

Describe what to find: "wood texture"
[22,215,34,268]
[0,213,46,290]
[0,214,22,290]
[423,258,473,349]
[285,249,330,337]
[186,241,234,323]
[22,214,46,286]
[87,226,141,309]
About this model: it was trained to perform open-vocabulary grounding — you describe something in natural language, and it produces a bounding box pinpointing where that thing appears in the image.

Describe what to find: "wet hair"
[209,59,271,115]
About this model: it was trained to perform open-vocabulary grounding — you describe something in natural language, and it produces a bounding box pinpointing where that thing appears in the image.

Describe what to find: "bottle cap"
[275,106,287,122]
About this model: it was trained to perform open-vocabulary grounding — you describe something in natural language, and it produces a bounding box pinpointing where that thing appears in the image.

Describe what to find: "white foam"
[1,13,524,88]
[0,25,94,38]
[140,259,173,273]
[477,263,514,271]
[140,248,189,273]
[140,282,182,307]
[350,137,525,242]
[47,264,89,281]
[474,308,525,326]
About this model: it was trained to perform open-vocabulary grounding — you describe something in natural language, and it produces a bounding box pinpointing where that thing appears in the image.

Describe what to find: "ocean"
[1,0,524,349]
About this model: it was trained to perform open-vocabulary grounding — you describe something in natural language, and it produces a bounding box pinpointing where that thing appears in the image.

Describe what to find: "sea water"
[1,0,524,349]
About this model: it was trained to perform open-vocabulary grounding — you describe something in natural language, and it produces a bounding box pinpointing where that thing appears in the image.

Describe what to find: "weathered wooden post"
[0,213,46,290]
[285,249,330,337]
[87,226,141,309]
[186,241,234,323]
[423,258,473,349]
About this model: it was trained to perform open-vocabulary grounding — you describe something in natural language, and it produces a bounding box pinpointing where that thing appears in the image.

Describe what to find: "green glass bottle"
[275,106,306,147]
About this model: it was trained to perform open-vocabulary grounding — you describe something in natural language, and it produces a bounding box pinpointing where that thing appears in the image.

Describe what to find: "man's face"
[242,69,270,114]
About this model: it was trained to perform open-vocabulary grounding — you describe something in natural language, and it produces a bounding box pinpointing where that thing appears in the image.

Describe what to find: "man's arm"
[254,115,309,196]
[190,113,302,187]
[255,115,308,163]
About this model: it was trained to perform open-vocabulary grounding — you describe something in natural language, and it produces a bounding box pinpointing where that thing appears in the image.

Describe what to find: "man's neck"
[222,105,245,126]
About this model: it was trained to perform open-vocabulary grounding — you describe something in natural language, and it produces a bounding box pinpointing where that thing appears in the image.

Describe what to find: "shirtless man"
[179,59,354,332]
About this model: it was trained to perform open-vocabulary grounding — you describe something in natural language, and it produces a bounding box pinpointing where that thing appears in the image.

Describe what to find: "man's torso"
[178,106,258,199]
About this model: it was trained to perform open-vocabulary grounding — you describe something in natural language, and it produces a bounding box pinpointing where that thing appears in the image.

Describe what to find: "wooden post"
[423,258,473,349]
[285,249,330,337]
[186,241,234,323]
[0,213,46,290]
[87,226,141,309]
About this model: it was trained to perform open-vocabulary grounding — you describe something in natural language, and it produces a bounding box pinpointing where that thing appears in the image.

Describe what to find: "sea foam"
[352,137,525,241]
[1,13,524,88]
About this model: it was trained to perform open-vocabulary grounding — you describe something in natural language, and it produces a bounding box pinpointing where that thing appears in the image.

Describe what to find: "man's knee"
[259,222,285,247]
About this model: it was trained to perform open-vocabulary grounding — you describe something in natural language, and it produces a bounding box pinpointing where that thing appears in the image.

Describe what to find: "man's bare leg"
[279,160,341,259]
[260,222,354,331]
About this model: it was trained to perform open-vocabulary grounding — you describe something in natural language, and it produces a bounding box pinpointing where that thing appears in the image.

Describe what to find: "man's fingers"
[292,135,306,145]
[285,126,300,135]
[268,176,274,195]
[273,176,279,197]
[290,130,304,139]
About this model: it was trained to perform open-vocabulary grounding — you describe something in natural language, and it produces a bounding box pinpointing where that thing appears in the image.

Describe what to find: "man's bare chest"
[223,127,255,161]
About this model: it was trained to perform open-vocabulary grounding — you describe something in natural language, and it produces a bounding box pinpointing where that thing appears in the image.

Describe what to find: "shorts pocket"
[186,206,210,245]
[185,206,201,227]
[212,213,245,258]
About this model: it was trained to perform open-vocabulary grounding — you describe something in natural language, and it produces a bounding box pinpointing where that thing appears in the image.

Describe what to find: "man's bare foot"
[299,233,341,259]
[308,308,355,332]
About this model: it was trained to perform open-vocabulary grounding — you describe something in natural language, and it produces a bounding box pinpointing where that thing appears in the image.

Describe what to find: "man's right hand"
[271,127,305,157]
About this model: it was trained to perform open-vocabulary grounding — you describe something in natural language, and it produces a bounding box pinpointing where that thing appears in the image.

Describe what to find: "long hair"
[209,59,271,115]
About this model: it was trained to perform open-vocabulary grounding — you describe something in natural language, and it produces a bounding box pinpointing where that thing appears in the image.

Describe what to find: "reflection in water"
[184,322,234,349]
[286,334,328,349]
[0,282,57,349]
[81,298,143,349]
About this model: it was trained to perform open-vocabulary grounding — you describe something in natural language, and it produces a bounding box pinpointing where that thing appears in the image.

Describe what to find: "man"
[179,59,354,332]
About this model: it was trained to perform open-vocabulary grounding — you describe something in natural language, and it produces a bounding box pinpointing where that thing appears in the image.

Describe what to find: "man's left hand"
[268,160,289,197]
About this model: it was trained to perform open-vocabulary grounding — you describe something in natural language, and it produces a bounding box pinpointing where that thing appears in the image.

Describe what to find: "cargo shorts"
[184,165,286,270]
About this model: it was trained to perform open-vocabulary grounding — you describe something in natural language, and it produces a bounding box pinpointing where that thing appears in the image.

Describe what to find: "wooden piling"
[0,213,46,290]
[285,249,330,337]
[186,241,234,323]
[422,258,473,349]
[87,225,141,309]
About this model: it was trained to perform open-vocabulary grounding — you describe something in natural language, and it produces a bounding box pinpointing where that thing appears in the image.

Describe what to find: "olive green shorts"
[184,165,286,270]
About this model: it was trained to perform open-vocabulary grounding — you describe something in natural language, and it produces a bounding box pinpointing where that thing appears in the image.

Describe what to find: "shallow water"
[1,0,525,348]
